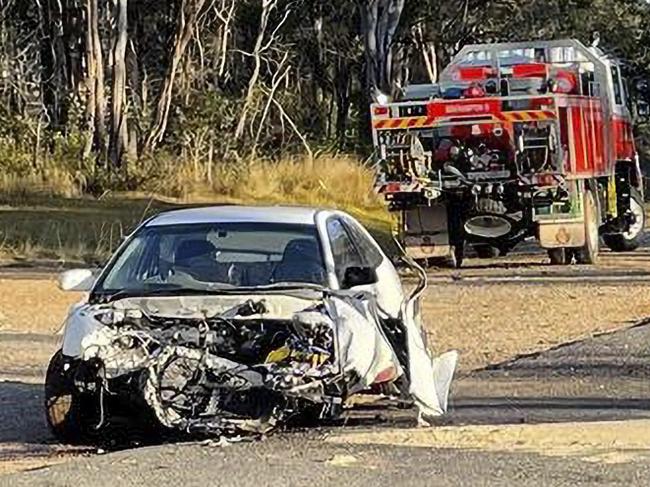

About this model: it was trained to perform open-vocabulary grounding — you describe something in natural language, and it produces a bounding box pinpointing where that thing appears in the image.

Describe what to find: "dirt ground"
[2,254,650,374]
[421,281,650,371]
[0,278,81,335]
[329,419,650,465]
[0,278,80,378]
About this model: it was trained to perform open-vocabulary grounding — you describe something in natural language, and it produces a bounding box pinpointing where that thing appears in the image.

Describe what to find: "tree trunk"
[235,0,276,141]
[215,0,236,81]
[40,0,67,127]
[362,0,405,97]
[144,0,207,152]
[109,0,129,167]
[83,0,107,159]
[62,0,84,98]
[335,58,351,146]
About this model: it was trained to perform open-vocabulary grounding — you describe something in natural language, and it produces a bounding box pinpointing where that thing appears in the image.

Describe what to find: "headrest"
[282,238,321,261]
[175,239,216,262]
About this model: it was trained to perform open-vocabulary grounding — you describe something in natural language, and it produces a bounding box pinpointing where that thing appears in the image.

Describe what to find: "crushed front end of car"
[48,287,438,442]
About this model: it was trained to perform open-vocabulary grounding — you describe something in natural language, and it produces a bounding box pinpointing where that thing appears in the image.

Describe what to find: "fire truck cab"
[372,39,645,266]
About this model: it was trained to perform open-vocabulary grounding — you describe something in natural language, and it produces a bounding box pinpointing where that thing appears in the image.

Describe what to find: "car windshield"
[95,222,326,296]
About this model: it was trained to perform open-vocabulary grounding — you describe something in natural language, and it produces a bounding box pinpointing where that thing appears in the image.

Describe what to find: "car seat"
[272,238,324,284]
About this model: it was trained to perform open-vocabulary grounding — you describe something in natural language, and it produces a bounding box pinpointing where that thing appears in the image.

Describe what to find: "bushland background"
[0,0,649,261]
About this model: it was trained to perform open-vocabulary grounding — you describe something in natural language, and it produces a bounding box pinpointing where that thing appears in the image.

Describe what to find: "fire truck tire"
[547,248,569,265]
[473,245,499,259]
[575,189,600,265]
[450,244,464,268]
[603,189,645,252]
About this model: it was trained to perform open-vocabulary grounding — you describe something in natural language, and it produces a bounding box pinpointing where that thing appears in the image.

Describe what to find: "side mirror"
[636,101,649,121]
[342,266,377,289]
[58,269,97,292]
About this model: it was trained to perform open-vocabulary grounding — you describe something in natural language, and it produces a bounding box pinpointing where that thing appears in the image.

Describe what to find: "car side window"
[342,218,384,269]
[326,218,363,282]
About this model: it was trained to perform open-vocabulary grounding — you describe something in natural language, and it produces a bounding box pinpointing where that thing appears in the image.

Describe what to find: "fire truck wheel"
[575,189,600,265]
[547,248,569,265]
[603,189,645,252]
[450,244,464,268]
[473,245,499,259]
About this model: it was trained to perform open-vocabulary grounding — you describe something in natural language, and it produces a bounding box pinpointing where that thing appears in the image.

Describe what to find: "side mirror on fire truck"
[636,101,650,121]
[634,79,649,121]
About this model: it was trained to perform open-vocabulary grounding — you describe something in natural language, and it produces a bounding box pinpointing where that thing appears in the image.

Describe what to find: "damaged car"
[45,206,458,444]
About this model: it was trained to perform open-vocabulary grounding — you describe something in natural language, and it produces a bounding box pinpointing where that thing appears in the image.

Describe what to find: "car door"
[341,216,405,318]
[326,215,404,318]
[325,217,364,284]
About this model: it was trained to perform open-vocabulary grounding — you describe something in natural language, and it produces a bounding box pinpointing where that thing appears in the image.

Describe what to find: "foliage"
[0,0,648,194]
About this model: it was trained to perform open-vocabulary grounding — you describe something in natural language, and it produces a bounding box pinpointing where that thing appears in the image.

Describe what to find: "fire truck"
[372,39,645,267]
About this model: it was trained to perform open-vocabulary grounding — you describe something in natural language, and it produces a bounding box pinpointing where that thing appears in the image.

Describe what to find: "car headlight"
[94,310,120,326]
[93,308,142,326]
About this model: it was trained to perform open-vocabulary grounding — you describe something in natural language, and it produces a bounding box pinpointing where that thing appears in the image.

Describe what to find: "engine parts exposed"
[62,290,455,440]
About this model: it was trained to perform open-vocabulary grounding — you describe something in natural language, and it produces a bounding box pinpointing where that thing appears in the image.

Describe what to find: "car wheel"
[603,188,645,252]
[575,188,600,265]
[44,350,98,445]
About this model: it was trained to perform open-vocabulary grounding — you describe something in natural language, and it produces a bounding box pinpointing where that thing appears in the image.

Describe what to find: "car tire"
[575,188,600,265]
[603,188,645,252]
[44,350,98,445]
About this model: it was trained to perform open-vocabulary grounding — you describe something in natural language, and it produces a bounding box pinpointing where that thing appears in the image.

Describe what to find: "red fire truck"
[372,39,645,267]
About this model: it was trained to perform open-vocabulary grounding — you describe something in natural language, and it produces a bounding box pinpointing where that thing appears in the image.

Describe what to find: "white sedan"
[46,206,457,443]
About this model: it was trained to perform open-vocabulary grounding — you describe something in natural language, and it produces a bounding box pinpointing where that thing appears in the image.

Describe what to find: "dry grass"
[0,169,82,202]
[0,151,384,212]
[147,155,387,215]
[217,156,381,210]
[0,155,393,262]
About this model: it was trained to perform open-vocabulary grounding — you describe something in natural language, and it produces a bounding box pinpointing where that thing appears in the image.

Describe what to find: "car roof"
[145,205,326,227]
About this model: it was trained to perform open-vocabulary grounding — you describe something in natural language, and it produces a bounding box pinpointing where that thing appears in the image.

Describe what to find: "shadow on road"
[449,396,650,425]
[446,321,650,426]
[0,381,50,445]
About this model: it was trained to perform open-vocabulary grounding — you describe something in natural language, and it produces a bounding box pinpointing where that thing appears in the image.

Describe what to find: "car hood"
[108,292,324,321]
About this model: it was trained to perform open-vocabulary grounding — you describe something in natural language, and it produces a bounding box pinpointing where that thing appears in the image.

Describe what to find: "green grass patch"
[0,196,171,264]
[0,194,394,265]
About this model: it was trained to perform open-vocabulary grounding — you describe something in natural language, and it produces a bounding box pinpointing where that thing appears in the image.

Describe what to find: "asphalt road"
[5,434,650,487]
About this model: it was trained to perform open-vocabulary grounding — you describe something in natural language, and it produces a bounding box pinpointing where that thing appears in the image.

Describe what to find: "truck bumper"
[538,220,586,249]
[402,205,452,259]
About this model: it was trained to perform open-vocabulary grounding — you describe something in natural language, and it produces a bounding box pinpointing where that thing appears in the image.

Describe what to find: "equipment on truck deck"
[371,39,646,267]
